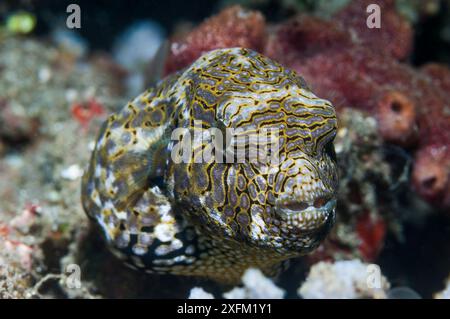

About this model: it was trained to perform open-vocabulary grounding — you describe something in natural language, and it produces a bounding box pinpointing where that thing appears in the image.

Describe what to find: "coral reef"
[0,207,36,299]
[412,63,450,207]
[267,5,450,209]
[164,5,266,74]
[0,1,449,299]
[305,109,411,264]
[0,36,124,298]
[335,0,413,60]
[163,1,450,209]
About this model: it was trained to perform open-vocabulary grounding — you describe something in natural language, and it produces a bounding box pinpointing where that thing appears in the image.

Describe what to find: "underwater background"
[0,0,449,299]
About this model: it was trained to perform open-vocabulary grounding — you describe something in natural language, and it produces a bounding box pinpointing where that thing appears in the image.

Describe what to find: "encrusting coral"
[165,0,450,209]
[164,6,266,75]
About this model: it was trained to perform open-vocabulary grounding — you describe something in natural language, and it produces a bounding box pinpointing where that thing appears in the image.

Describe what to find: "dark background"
[1,0,449,66]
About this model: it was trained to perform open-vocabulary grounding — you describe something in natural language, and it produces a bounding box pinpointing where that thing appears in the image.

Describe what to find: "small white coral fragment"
[188,287,214,299]
[434,276,450,299]
[224,268,285,299]
[299,260,390,299]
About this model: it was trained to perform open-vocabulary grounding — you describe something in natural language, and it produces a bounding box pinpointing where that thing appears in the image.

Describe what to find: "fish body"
[82,48,338,283]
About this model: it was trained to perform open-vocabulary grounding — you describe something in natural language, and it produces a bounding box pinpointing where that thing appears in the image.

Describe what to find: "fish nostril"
[280,201,309,211]
[313,196,330,208]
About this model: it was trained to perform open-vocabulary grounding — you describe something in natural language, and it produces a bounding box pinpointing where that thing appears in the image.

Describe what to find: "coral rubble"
[298,259,390,299]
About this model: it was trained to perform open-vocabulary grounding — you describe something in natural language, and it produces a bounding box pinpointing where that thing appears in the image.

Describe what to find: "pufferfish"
[81,48,338,284]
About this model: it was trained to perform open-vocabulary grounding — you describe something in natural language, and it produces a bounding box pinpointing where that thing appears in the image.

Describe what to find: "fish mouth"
[275,197,337,231]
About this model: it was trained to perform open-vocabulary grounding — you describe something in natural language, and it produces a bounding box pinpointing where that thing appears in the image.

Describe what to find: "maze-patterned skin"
[81,48,338,283]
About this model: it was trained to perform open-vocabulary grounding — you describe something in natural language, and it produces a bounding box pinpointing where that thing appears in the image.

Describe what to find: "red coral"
[375,91,418,146]
[162,3,450,208]
[71,98,105,128]
[265,14,352,61]
[421,63,450,92]
[268,13,449,208]
[164,5,266,75]
[356,212,386,262]
[305,237,354,265]
[335,0,413,60]
[413,145,450,207]
[306,212,387,264]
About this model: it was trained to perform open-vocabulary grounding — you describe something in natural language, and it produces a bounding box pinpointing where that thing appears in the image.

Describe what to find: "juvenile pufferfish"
[82,48,338,284]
